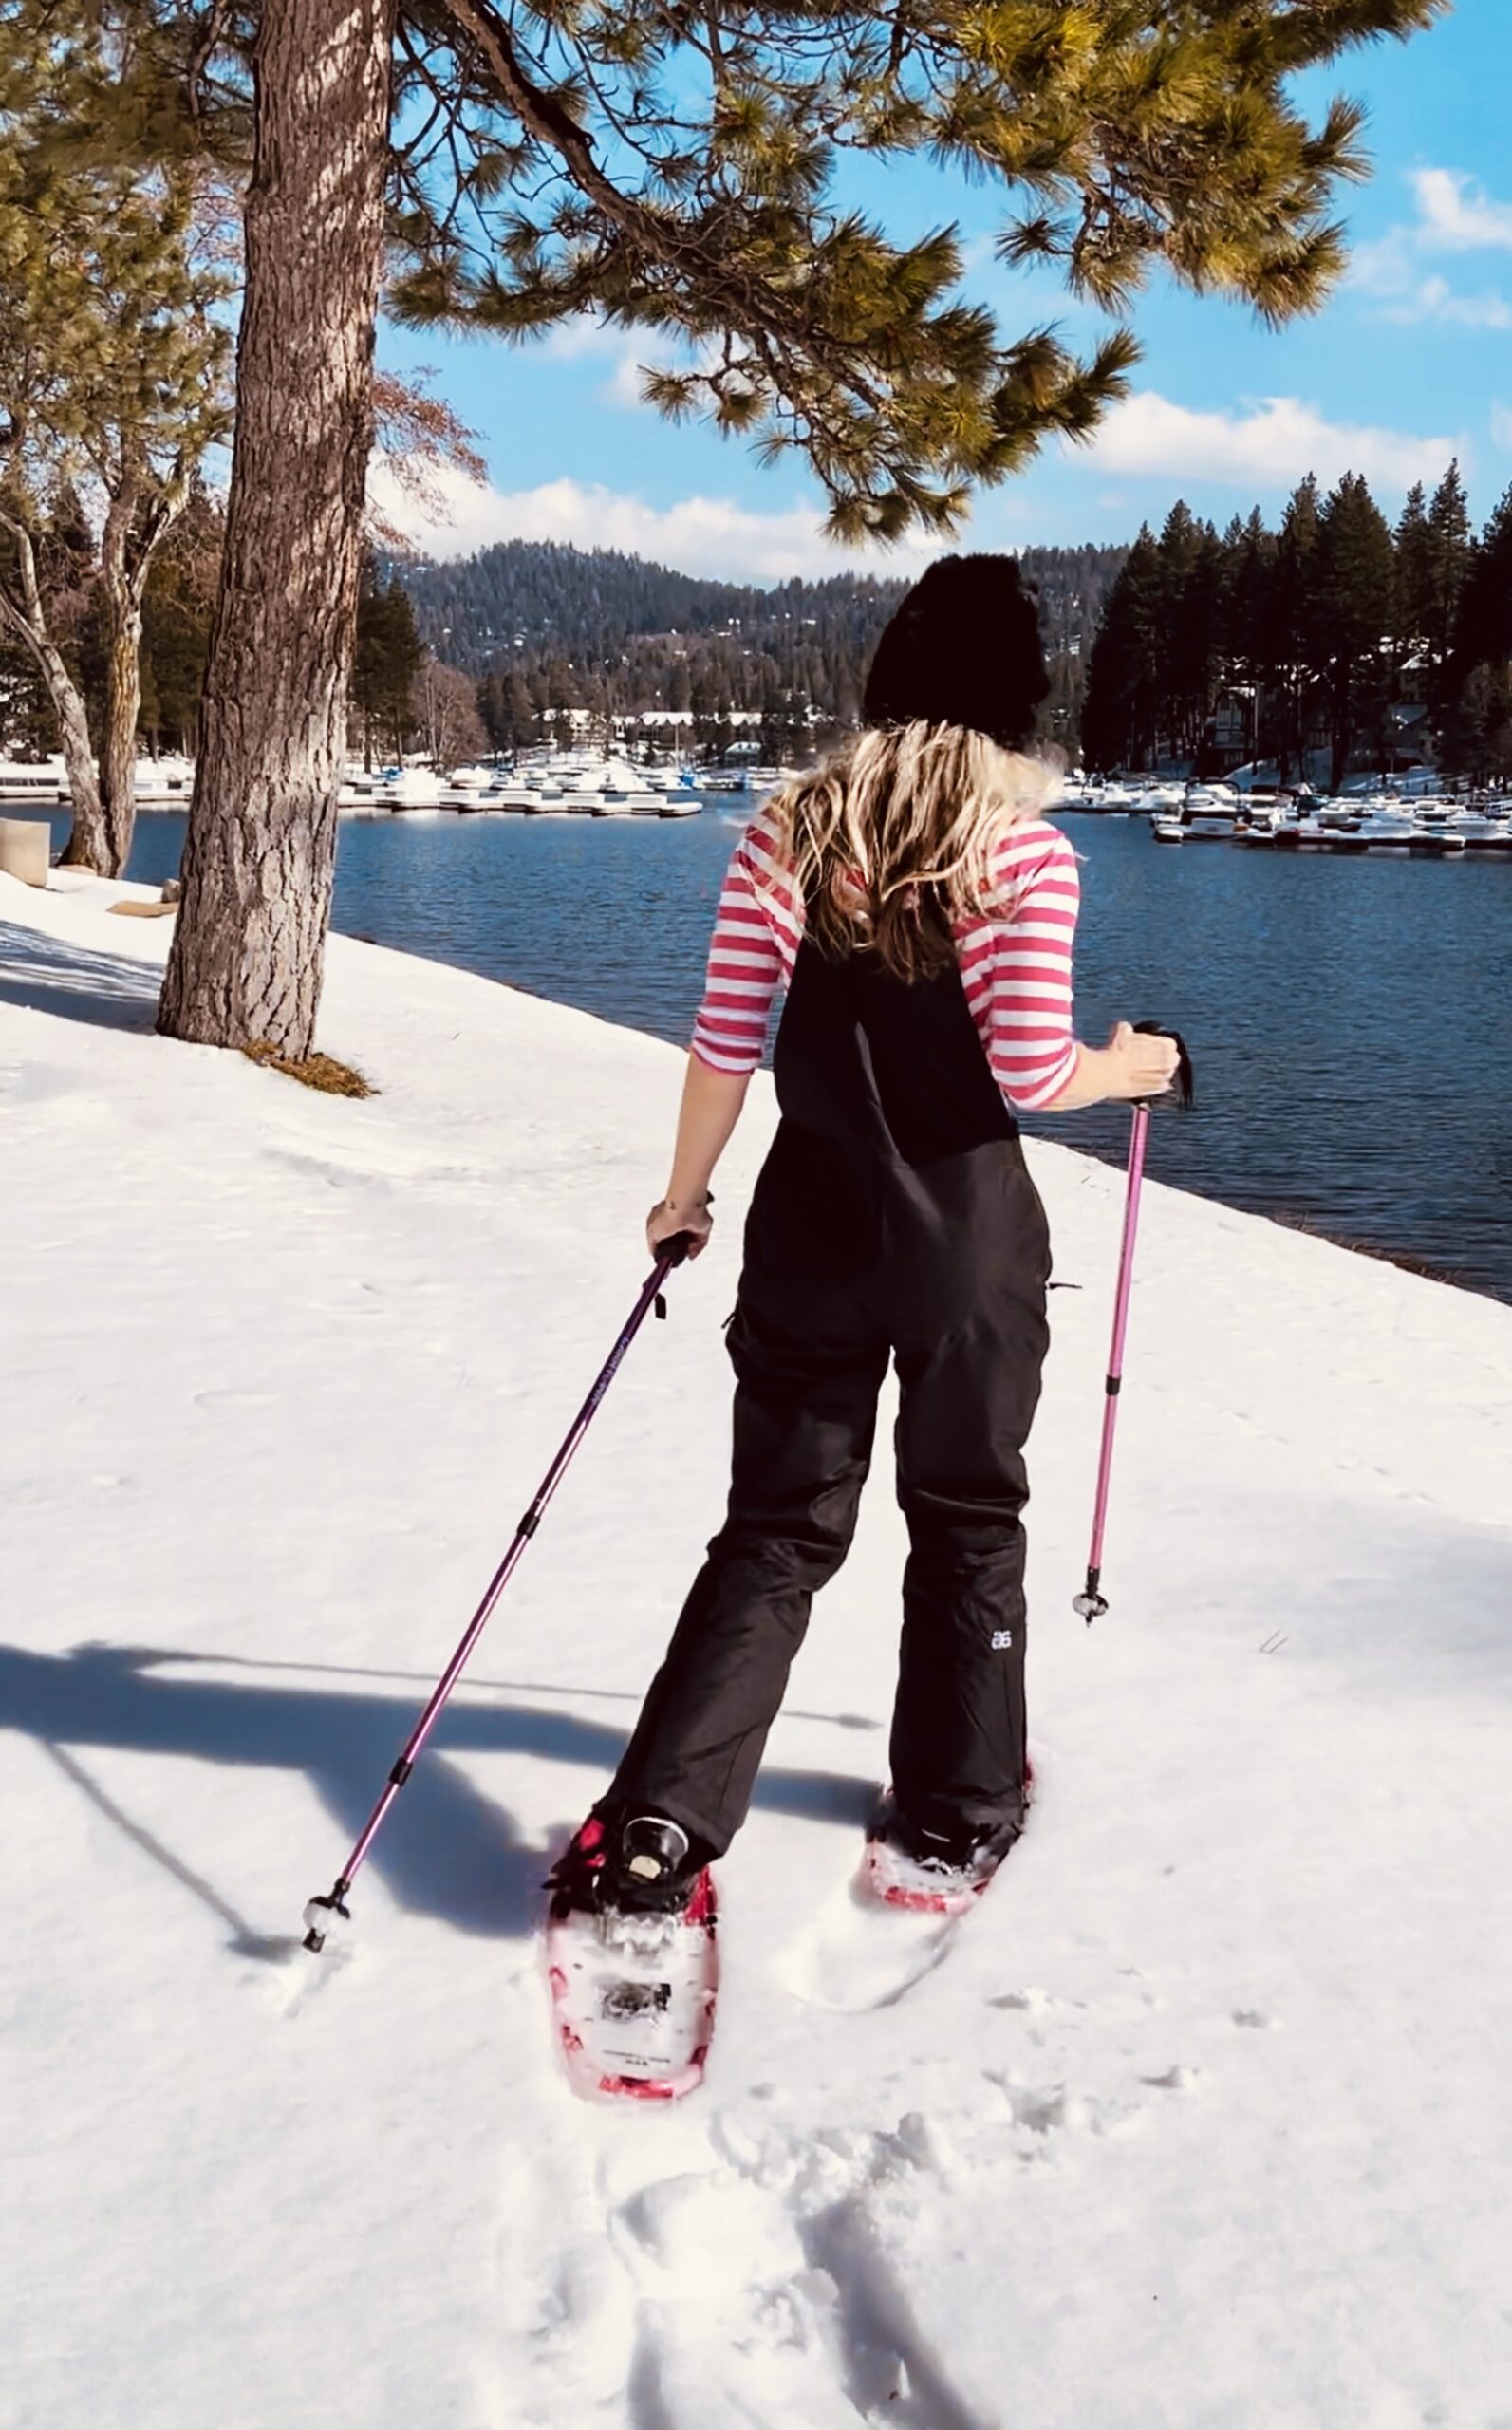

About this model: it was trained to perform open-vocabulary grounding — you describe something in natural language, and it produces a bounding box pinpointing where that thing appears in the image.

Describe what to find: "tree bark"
[98,461,187,879]
[0,508,108,869]
[159,0,395,1055]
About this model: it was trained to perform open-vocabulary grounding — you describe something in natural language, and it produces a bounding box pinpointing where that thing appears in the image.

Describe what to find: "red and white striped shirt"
[691,811,1082,1113]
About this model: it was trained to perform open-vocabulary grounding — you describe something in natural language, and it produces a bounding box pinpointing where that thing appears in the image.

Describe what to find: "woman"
[554,554,1178,1920]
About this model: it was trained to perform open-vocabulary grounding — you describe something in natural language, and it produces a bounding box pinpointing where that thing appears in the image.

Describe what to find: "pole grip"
[655,1229,700,1271]
[1132,1021,1195,1110]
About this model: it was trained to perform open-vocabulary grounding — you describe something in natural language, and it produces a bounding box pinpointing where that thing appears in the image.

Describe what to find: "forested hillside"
[1081,464,1512,786]
[394,539,1126,754]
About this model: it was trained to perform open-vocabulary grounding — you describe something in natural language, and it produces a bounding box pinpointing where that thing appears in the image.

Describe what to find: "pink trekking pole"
[302,1232,700,1952]
[1073,1027,1192,1624]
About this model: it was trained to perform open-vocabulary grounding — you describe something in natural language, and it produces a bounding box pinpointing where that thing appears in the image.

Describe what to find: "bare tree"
[415,654,488,771]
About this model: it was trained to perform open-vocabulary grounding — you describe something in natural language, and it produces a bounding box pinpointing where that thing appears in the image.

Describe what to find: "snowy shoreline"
[5,869,1510,2429]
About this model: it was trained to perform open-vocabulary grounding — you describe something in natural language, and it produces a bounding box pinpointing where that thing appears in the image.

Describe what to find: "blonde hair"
[765,721,1059,981]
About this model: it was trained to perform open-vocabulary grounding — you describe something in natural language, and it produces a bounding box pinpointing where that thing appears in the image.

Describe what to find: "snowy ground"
[3,869,1510,2430]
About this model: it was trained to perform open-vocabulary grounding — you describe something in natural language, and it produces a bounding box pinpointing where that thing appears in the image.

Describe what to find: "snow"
[3,868,1510,2430]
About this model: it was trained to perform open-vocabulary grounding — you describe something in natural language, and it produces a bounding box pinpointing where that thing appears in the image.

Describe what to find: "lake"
[10,802,1512,1302]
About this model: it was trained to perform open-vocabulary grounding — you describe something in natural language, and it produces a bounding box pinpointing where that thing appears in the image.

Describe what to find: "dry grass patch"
[243,1040,375,1098]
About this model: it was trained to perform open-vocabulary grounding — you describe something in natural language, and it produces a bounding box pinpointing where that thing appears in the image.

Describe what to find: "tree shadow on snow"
[0,920,161,1031]
[0,1641,876,1957]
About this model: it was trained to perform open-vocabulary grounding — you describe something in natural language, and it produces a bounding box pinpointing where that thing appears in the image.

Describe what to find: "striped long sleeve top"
[691,811,1082,1113]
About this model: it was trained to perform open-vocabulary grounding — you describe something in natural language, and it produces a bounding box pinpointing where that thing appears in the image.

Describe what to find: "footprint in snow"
[776,1877,961,2014]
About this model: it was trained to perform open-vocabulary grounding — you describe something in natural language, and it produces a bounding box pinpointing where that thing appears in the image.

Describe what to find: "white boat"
[1355,805,1418,850]
[474,751,702,817]
[1149,784,1243,842]
[1234,798,1289,842]
[1406,803,1466,856]
[378,767,443,813]
[338,766,398,814]
[1182,783,1244,839]
[1068,778,1149,814]
[1450,802,1512,849]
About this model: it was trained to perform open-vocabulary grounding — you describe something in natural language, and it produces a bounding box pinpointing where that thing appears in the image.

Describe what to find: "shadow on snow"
[0,1640,876,1956]
[0,919,162,1030]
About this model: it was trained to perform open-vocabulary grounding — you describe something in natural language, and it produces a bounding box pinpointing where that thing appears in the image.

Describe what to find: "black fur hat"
[862,553,1050,751]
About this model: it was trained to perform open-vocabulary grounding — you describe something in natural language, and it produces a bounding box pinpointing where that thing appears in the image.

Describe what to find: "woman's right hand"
[1103,1021,1181,1099]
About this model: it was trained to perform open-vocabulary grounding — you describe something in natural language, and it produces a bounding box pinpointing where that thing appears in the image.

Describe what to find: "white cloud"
[1409,168,1512,253]
[1351,168,1512,326]
[1376,275,1512,329]
[534,313,700,412]
[1080,392,1458,493]
[366,459,942,583]
[534,316,625,364]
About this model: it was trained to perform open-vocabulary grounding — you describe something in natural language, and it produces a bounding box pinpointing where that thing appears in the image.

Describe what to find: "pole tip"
[302,1887,351,1953]
[1073,1590,1109,1625]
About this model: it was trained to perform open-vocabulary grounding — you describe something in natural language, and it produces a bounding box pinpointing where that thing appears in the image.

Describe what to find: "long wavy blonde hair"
[764,720,1059,982]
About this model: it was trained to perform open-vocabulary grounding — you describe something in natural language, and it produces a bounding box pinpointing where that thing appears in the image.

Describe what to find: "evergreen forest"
[1081,465,1512,787]
[395,540,1127,761]
[8,475,1511,787]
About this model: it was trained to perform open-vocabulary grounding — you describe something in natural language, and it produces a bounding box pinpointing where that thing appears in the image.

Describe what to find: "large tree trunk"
[0,508,108,868]
[159,0,395,1055]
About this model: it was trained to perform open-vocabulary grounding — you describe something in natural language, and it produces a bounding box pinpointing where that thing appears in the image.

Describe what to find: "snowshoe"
[861,1785,1026,1916]
[545,1809,719,2102]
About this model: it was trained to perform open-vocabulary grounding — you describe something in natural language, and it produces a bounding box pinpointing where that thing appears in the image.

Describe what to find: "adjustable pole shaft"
[303,1241,693,1949]
[1074,1104,1150,1625]
[1072,1025,1192,1627]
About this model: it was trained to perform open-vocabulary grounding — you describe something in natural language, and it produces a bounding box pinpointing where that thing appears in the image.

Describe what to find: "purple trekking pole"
[302,1232,700,1952]
[1073,1026,1193,1625]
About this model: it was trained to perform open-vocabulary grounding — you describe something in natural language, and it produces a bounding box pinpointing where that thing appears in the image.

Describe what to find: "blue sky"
[375,0,1508,582]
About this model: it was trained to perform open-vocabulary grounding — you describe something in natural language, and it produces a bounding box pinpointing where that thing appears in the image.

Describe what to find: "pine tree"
[476,667,535,750]
[77,0,1449,1052]
[1226,509,1278,764]
[352,555,426,765]
[1453,486,1512,680]
[1269,477,1323,782]
[1081,528,1164,772]
[1423,460,1472,701]
[140,478,225,756]
[1312,474,1397,789]
[1394,483,1434,676]
[1439,663,1512,784]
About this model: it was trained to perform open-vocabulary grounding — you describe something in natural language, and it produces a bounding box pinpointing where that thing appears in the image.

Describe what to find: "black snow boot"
[549,1806,712,1923]
[865,1790,1024,1909]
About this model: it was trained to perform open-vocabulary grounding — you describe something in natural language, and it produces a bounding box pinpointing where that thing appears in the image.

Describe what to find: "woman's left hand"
[646,1197,714,1261]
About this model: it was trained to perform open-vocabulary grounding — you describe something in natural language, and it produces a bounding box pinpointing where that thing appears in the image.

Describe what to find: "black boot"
[549,1805,712,1922]
[866,1789,1023,1909]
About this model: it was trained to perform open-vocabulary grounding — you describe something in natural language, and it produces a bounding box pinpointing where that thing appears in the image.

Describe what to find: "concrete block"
[0,817,50,888]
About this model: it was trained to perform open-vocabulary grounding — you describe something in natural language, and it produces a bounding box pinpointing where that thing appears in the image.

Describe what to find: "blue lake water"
[14,803,1512,1302]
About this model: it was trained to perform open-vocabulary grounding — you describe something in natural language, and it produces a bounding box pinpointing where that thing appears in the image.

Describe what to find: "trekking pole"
[302,1232,700,1952]
[1073,1027,1193,1624]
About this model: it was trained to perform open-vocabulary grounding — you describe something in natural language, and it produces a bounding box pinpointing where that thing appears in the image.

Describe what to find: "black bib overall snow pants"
[610,930,1052,1854]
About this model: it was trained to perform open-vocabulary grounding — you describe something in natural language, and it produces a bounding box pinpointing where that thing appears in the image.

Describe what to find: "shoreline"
[4,862,1504,1309]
